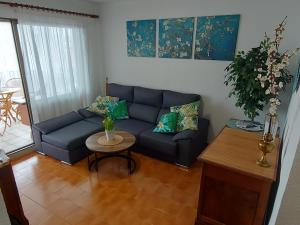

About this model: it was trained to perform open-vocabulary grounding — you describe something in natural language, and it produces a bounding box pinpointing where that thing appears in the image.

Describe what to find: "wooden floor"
[11,152,202,225]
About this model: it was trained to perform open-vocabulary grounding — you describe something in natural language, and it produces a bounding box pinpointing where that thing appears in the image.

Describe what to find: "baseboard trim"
[175,163,190,169]
[8,146,34,160]
[36,151,46,156]
[60,161,72,166]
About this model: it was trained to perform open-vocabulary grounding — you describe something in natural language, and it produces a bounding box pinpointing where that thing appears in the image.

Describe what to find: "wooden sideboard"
[0,161,29,225]
[195,127,279,225]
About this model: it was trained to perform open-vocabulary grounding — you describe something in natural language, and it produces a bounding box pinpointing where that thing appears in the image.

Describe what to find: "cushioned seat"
[42,120,102,149]
[84,116,104,125]
[114,119,154,138]
[139,129,177,156]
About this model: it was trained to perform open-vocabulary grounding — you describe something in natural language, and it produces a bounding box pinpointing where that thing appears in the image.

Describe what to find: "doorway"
[0,19,33,154]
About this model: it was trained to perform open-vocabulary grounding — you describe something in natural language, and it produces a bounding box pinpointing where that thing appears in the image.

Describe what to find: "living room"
[0,0,300,224]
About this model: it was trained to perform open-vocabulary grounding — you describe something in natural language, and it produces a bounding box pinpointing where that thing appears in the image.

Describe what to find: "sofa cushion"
[114,119,154,138]
[78,107,98,118]
[35,111,83,134]
[108,83,134,102]
[42,120,102,149]
[163,90,200,108]
[84,116,104,126]
[129,103,159,124]
[140,129,177,156]
[134,86,162,107]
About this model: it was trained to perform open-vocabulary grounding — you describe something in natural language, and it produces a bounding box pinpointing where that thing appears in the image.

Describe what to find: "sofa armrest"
[34,111,83,134]
[78,107,100,118]
[173,117,209,143]
[197,117,210,144]
[32,126,43,153]
[172,129,198,141]
[174,117,209,167]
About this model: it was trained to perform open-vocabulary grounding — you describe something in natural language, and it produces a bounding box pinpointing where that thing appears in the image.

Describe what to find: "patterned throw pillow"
[106,100,129,120]
[88,96,119,115]
[153,112,178,133]
[170,101,200,131]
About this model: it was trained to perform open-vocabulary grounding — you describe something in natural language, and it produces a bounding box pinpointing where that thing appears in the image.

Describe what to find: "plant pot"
[105,130,114,141]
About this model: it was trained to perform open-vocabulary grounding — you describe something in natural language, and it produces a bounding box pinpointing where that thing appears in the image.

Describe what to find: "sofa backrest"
[107,83,134,102]
[108,83,201,124]
[130,87,162,123]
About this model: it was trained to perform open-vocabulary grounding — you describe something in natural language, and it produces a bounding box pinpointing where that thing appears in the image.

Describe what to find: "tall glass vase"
[263,113,279,141]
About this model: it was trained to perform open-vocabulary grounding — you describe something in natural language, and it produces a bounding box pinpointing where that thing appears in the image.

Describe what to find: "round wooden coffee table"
[85,131,136,174]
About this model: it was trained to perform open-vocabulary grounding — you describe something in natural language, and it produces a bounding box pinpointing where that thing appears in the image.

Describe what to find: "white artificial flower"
[276,99,281,105]
[265,89,271,95]
[258,68,263,72]
[261,82,265,88]
[279,82,284,89]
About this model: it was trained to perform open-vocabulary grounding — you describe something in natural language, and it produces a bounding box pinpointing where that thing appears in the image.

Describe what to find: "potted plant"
[102,116,114,141]
[225,17,298,129]
[225,40,270,122]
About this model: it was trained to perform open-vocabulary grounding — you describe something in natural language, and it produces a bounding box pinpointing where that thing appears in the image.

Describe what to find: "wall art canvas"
[194,14,240,61]
[159,17,194,59]
[127,19,156,57]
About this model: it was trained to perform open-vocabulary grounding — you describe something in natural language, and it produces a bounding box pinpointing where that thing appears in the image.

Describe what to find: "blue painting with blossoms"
[127,20,156,57]
[194,15,240,61]
[159,17,194,59]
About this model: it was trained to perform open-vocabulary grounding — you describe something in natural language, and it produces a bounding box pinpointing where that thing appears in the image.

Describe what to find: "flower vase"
[263,113,279,141]
[257,113,279,167]
[105,130,114,142]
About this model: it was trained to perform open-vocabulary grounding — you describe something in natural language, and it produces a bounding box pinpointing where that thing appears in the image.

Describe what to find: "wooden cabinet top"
[199,127,279,181]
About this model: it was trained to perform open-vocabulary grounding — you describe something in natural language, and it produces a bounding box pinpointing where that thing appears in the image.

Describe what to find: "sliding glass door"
[0,19,33,153]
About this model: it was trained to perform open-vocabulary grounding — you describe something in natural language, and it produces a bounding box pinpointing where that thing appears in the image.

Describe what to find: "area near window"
[0,20,33,153]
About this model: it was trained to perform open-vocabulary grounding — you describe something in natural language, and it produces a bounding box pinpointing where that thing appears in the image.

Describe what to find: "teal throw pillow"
[153,112,178,133]
[106,100,129,120]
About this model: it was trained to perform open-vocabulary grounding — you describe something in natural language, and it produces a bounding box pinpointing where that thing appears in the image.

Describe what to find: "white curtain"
[17,12,102,122]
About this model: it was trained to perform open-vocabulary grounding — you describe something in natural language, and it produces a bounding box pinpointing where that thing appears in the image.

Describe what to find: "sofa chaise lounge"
[32,83,209,167]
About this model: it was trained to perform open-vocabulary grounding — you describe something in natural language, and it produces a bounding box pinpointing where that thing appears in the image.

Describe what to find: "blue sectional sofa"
[32,83,209,167]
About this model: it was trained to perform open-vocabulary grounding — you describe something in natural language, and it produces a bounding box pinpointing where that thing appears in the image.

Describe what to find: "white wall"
[100,0,300,140]
[275,143,300,225]
[269,88,300,225]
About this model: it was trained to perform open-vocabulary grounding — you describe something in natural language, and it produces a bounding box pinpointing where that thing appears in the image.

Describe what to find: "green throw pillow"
[153,112,178,133]
[106,100,129,120]
[170,101,200,131]
[88,96,119,115]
